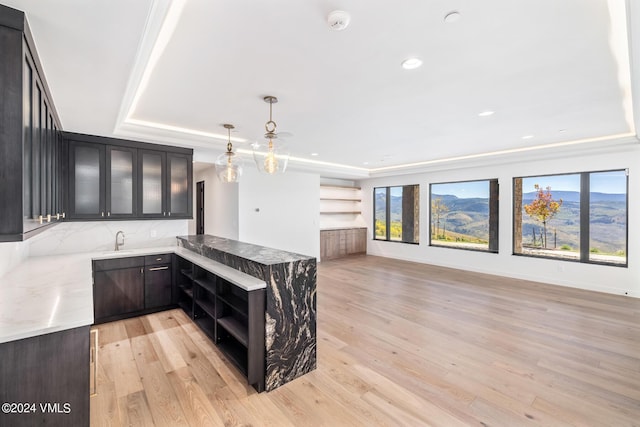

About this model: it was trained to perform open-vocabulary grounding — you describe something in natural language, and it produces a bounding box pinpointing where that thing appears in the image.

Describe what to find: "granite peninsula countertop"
[178,234,315,265]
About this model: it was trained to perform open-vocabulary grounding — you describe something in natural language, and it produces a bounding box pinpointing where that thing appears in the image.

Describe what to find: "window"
[374,185,419,243]
[513,170,627,266]
[429,179,499,252]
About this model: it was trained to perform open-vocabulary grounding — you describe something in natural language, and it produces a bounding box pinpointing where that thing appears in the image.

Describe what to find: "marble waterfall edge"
[177,235,317,391]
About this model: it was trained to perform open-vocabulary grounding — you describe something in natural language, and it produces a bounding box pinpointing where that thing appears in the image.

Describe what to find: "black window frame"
[429,178,499,253]
[373,185,420,244]
[512,169,628,267]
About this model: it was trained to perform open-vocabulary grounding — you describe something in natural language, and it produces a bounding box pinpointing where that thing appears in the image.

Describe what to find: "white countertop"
[0,245,265,344]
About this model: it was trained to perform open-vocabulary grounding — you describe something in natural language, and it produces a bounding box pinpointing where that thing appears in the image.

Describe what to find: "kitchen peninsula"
[177,235,317,391]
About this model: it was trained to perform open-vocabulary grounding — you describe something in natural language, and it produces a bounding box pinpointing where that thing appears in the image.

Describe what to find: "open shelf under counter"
[176,235,316,392]
[217,316,249,347]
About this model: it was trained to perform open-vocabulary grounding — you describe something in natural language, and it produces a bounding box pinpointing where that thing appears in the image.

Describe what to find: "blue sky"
[430,180,489,198]
[427,170,627,199]
[522,170,626,194]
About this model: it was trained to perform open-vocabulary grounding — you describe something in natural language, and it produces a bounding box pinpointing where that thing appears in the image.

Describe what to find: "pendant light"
[215,124,243,183]
[252,96,290,174]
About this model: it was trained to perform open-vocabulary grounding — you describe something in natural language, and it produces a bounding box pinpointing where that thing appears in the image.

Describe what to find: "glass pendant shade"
[215,124,243,183]
[252,95,289,174]
[252,138,290,174]
[215,151,243,183]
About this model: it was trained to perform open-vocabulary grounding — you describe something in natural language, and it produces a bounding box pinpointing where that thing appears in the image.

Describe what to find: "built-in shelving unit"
[174,255,266,392]
[319,185,362,214]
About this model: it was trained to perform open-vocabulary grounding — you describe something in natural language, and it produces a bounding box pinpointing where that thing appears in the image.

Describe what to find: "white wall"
[190,165,239,239]
[239,168,320,258]
[360,144,640,297]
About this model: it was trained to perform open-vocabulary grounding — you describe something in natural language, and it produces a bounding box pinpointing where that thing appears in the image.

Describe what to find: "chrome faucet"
[114,231,125,251]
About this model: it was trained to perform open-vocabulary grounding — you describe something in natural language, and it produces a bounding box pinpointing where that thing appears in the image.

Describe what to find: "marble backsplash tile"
[28,220,188,257]
[0,241,30,278]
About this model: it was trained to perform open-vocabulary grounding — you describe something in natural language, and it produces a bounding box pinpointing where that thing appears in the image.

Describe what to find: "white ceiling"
[5,0,639,178]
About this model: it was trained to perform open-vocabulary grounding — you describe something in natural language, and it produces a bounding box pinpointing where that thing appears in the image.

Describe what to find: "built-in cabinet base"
[0,326,90,427]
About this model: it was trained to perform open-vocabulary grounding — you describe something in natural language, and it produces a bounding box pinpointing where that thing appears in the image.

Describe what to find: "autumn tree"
[431,198,449,240]
[523,184,563,248]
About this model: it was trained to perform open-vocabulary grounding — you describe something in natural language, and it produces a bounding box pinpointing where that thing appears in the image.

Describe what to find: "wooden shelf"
[195,298,216,319]
[179,285,193,298]
[194,277,216,295]
[180,268,194,281]
[217,317,248,347]
[217,340,248,376]
[194,315,215,339]
[218,293,248,317]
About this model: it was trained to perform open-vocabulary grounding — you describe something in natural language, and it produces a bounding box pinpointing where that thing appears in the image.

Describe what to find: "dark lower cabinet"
[144,264,172,308]
[0,326,90,427]
[93,254,174,324]
[93,257,145,323]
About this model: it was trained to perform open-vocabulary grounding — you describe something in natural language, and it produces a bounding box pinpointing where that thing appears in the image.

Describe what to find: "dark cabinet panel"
[68,141,105,218]
[94,267,144,321]
[64,133,192,221]
[167,153,192,218]
[139,150,166,217]
[0,326,90,427]
[93,254,174,323]
[145,264,172,309]
[106,146,137,218]
[0,5,63,241]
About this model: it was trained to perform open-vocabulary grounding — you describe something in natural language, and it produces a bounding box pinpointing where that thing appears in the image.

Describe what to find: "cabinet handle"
[101,212,104,217]
[62,212,66,219]
[38,215,44,224]
[46,214,51,223]
[149,266,169,271]
[141,268,144,274]
[156,257,163,261]
[90,329,98,397]
[168,212,171,217]
[107,212,111,217]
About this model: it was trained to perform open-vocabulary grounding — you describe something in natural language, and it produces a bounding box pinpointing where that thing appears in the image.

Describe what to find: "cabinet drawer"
[145,253,172,266]
[93,256,145,272]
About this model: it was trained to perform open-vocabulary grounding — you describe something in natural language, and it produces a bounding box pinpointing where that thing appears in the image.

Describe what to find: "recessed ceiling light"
[402,58,423,70]
[444,11,461,23]
[559,129,567,133]
[522,135,534,140]
[478,111,494,117]
[311,152,319,156]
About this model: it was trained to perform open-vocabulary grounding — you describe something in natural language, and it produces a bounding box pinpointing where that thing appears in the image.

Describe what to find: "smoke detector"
[328,10,350,31]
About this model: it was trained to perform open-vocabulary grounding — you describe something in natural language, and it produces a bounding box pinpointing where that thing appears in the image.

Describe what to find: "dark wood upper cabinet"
[68,140,105,219]
[167,153,193,218]
[0,4,64,241]
[65,132,193,221]
[1,3,192,235]
[106,146,137,218]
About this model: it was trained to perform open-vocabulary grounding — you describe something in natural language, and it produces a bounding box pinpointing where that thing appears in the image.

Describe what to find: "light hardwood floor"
[91,255,640,426]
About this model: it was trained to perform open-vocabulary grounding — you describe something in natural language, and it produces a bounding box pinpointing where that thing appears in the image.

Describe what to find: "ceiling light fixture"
[478,111,494,117]
[252,96,290,174]
[328,10,351,31]
[402,58,423,70]
[522,135,534,140]
[215,124,243,183]
[444,11,461,23]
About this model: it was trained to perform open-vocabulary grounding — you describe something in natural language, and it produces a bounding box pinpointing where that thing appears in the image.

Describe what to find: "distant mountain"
[523,190,625,203]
